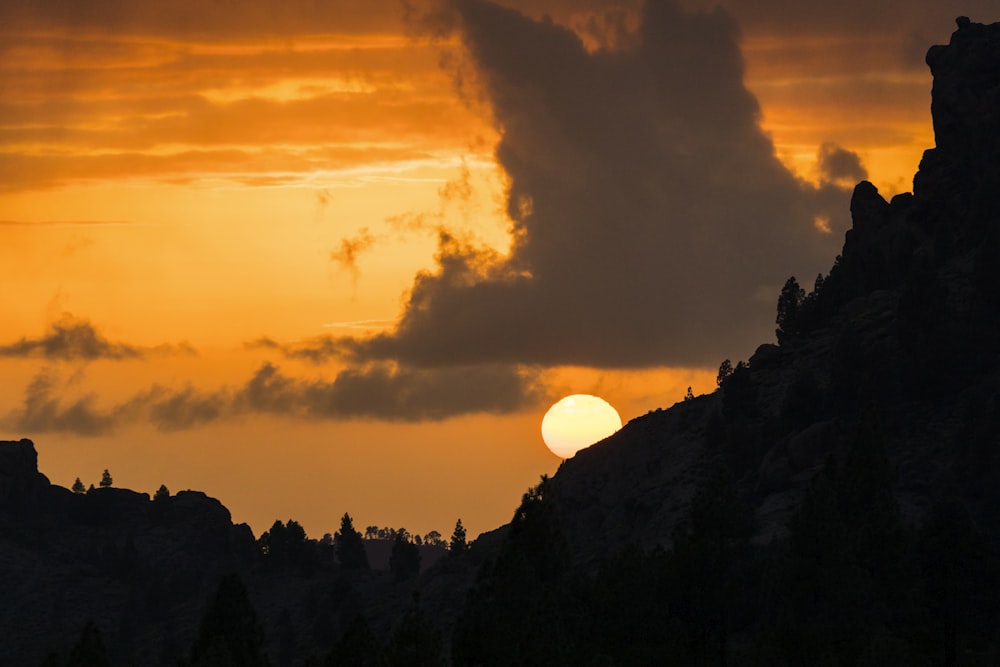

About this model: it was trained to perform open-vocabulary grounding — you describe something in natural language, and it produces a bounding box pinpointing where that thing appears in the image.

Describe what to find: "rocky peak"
[916,18,1000,231]
[0,438,49,518]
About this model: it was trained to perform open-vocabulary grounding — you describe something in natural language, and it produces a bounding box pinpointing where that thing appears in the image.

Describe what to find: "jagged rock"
[0,439,50,519]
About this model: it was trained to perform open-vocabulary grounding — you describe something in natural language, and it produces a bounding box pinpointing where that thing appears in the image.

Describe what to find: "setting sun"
[541,394,623,459]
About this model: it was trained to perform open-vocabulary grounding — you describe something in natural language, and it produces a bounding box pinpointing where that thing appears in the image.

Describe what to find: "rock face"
[0,439,258,667]
[549,18,1000,564]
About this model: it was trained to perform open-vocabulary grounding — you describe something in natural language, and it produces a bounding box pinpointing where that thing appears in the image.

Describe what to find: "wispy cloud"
[0,314,194,361]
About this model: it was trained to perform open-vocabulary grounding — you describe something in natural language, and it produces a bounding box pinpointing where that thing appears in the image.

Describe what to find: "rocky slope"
[550,16,1000,566]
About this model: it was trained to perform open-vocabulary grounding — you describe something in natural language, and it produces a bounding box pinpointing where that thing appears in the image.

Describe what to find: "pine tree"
[154,484,170,501]
[72,477,86,494]
[99,469,113,488]
[334,513,369,570]
[449,519,468,556]
[390,533,421,583]
[188,573,268,667]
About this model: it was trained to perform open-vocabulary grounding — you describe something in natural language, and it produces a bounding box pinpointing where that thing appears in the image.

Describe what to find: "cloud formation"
[2,362,541,436]
[0,315,143,361]
[345,0,853,368]
[0,314,194,361]
[818,143,868,187]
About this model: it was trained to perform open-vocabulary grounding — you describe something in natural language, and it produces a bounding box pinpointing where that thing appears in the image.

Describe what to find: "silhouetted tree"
[918,497,998,665]
[188,573,268,667]
[716,359,733,387]
[65,620,110,667]
[668,467,754,666]
[776,276,805,344]
[453,476,573,665]
[449,519,467,556]
[99,469,112,488]
[72,477,86,494]
[334,513,369,570]
[384,594,444,667]
[326,615,379,667]
[423,530,443,547]
[773,406,911,663]
[259,519,313,571]
[390,533,421,583]
[87,483,95,493]
[154,484,170,501]
[364,525,378,540]
[684,386,695,401]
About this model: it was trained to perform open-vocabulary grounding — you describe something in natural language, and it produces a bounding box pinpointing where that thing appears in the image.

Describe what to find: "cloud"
[330,228,378,289]
[2,361,541,436]
[0,314,195,361]
[817,142,868,186]
[340,0,853,369]
[0,315,143,361]
[236,361,541,421]
[6,371,139,436]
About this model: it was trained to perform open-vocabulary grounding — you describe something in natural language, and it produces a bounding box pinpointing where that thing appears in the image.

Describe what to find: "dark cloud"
[348,0,852,368]
[2,361,541,436]
[0,314,195,361]
[0,315,143,361]
[247,336,351,364]
[817,143,868,186]
[7,372,136,436]
[236,361,540,421]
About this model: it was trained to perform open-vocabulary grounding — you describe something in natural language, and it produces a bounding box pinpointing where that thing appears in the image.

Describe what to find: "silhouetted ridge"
[548,16,1000,561]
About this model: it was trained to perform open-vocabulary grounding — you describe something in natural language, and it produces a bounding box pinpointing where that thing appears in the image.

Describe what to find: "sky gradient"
[2,0,996,539]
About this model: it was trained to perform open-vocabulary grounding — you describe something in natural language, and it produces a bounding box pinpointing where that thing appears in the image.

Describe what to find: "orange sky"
[1,0,995,540]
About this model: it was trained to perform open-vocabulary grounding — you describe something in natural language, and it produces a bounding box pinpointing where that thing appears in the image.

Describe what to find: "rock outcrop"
[0,439,258,666]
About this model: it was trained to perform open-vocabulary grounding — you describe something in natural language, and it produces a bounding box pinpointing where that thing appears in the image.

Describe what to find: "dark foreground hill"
[4,16,1000,667]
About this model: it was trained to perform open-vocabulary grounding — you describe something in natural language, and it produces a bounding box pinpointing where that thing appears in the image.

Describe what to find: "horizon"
[2,0,998,540]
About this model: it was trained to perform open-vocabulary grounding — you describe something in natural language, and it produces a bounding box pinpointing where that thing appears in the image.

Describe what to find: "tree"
[668,468,754,666]
[423,530,443,547]
[188,573,268,667]
[334,513,369,570]
[776,276,806,343]
[99,469,113,488]
[364,525,378,540]
[382,594,444,667]
[449,519,467,556]
[390,533,421,583]
[326,615,380,667]
[684,386,695,401]
[154,484,170,501]
[717,359,733,387]
[72,477,86,494]
[65,620,110,667]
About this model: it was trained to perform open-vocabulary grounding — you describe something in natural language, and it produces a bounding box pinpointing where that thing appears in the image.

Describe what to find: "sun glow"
[541,394,623,459]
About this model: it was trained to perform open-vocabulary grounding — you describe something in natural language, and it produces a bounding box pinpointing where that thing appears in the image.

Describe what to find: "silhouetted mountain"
[5,17,1000,667]
[549,16,1000,565]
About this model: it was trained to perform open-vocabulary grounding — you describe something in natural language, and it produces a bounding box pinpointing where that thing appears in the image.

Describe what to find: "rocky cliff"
[0,438,260,666]
[549,17,1000,565]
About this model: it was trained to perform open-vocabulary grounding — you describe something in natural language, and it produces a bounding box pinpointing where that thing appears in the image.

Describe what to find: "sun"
[541,394,623,459]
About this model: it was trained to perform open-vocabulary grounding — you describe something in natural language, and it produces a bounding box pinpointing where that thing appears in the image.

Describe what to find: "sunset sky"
[2,0,996,540]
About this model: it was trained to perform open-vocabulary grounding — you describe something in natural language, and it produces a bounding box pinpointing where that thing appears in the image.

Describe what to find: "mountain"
[4,16,1000,667]
[550,14,1000,566]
